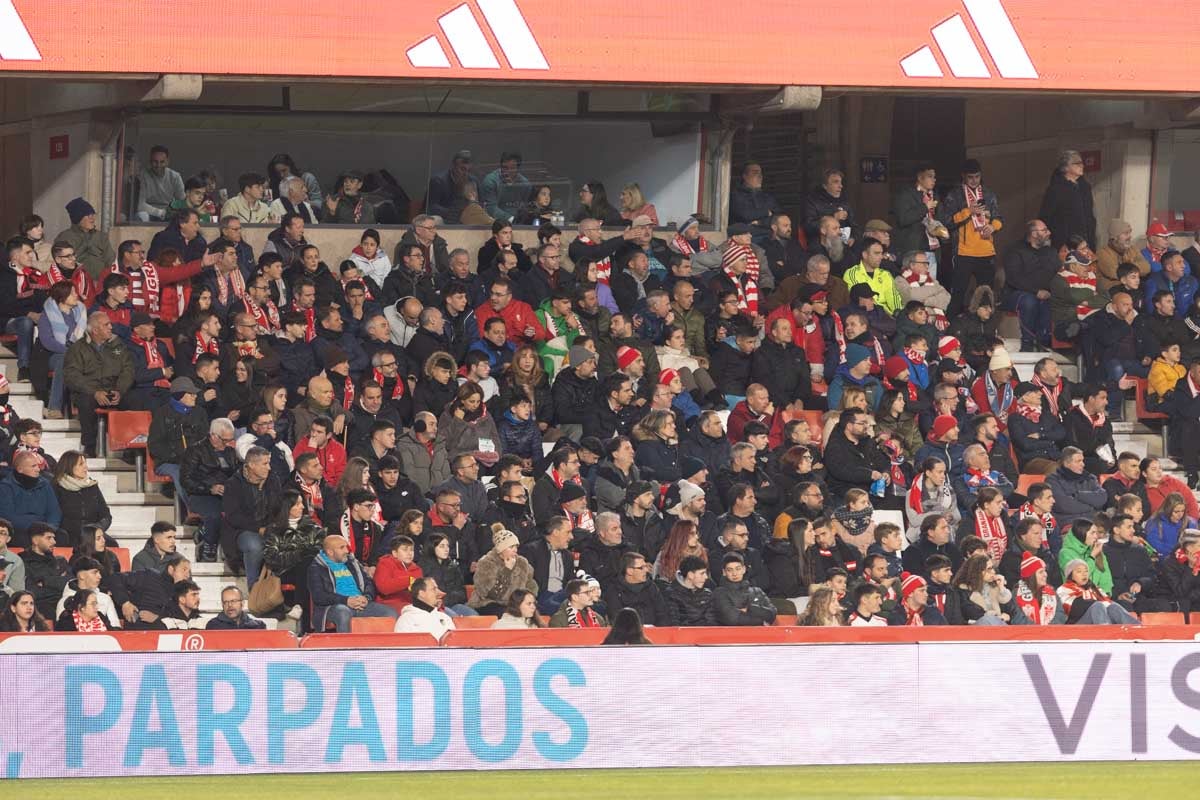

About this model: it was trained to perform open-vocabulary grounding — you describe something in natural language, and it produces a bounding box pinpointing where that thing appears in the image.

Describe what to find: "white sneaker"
[286,604,303,620]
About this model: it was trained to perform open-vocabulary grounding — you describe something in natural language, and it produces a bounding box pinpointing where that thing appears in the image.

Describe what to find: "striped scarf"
[111,263,161,314]
[242,297,280,333]
[577,236,611,285]
[973,508,1007,563]
[290,302,316,342]
[1057,268,1100,320]
[296,475,324,521]
[214,267,246,308]
[1031,375,1062,417]
[833,314,884,375]
[48,264,94,305]
[72,610,107,632]
[193,332,219,365]
[723,266,758,317]
[671,233,710,257]
[1017,503,1053,547]
[563,605,603,628]
[132,335,170,388]
[1015,580,1058,625]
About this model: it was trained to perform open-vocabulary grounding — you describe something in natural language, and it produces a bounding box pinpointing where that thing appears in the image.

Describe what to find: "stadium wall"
[7,639,1200,778]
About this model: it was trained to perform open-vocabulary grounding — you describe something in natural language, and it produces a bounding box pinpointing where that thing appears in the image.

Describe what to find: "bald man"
[308,534,396,632]
[63,311,135,457]
[293,374,346,442]
[0,451,62,546]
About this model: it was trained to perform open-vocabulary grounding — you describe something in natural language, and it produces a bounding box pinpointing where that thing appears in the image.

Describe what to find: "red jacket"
[726,400,785,448]
[1146,475,1200,521]
[475,299,548,345]
[374,555,423,613]
[292,437,348,487]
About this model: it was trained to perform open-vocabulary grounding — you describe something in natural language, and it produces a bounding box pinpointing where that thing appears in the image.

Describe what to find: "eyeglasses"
[490,290,511,297]
[507,494,528,503]
[439,501,462,509]
[418,225,437,232]
[378,361,398,369]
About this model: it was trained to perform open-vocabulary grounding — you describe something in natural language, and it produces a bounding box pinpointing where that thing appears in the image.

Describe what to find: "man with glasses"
[365,351,413,422]
[940,159,1004,317]
[397,213,449,274]
[1039,149,1097,251]
[569,217,630,288]
[825,408,892,503]
[180,417,239,562]
[1001,219,1058,351]
[218,215,256,278]
[435,453,487,520]
[234,276,281,337]
[476,275,547,346]
[426,488,471,561]
[382,243,439,308]
[490,477,538,549]
[362,314,409,374]
[236,407,294,477]
[205,585,267,630]
[48,242,95,307]
[519,243,575,308]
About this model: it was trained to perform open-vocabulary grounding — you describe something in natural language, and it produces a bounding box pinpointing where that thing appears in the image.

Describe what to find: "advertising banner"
[2,0,1200,92]
[6,640,1200,779]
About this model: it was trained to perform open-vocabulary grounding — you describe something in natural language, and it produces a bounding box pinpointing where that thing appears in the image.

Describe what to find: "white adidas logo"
[0,0,40,61]
[407,0,548,71]
[900,0,1036,79]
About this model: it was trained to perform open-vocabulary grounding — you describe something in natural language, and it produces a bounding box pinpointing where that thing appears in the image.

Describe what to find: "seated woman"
[468,525,537,616]
[36,280,87,419]
[905,456,960,543]
[491,588,547,629]
[1013,551,1065,625]
[832,487,875,557]
[1144,492,1194,558]
[950,553,1017,625]
[1057,515,1114,598]
[53,452,111,548]
[1157,530,1200,618]
[619,182,658,225]
[54,588,114,632]
[1057,557,1140,625]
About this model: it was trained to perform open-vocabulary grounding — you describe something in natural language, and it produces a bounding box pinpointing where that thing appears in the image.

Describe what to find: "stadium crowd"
[4,145,1200,638]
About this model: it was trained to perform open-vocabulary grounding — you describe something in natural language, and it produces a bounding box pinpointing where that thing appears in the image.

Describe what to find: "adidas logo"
[0,0,40,61]
[900,0,1036,79]
[407,0,548,71]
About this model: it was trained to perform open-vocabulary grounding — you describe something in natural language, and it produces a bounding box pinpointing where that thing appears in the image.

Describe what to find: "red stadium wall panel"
[1,0,1200,92]
[6,639,1200,779]
[0,630,297,653]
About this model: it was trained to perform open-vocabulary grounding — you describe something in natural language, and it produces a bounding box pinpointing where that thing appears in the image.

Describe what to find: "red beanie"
[658,368,680,386]
[884,355,909,381]
[1020,550,1045,580]
[929,414,957,442]
[900,571,927,599]
[938,336,961,357]
[617,346,641,370]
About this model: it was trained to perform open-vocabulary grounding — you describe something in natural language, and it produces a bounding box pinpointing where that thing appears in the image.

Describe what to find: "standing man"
[728,163,778,247]
[892,164,948,280]
[1001,220,1057,352]
[1039,149,1096,250]
[940,159,1003,316]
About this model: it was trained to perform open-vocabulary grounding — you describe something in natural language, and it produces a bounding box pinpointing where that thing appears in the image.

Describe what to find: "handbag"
[248,565,284,615]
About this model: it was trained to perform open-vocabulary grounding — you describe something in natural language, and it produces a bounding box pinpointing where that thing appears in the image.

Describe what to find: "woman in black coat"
[412,352,459,417]
[52,451,112,548]
[1157,532,1200,617]
[417,533,470,609]
[1038,152,1096,250]
[633,410,681,483]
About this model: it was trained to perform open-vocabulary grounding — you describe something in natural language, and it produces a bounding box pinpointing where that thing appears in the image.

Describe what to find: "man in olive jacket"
[63,312,134,457]
[52,197,114,279]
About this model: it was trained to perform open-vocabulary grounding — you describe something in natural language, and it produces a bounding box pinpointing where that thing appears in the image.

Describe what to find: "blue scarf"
[984,371,1013,417]
[42,299,86,348]
[168,397,191,414]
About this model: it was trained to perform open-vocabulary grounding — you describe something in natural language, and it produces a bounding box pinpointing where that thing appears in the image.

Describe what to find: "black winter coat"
[412,377,457,418]
[679,427,731,471]
[273,337,319,399]
[762,537,804,598]
[1104,539,1160,599]
[551,368,597,426]
[803,187,856,239]
[1008,410,1066,467]
[418,555,469,608]
[1002,240,1059,296]
[54,483,112,548]
[1038,171,1096,250]
[611,271,664,316]
[1157,551,1200,615]
[21,548,70,619]
[751,339,812,408]
[109,568,176,620]
[577,537,635,596]
[902,537,964,577]
[284,263,343,309]
[634,438,681,484]
[497,412,543,461]
[708,541,769,594]
[607,578,672,627]
[712,578,777,626]
[664,579,716,625]
[824,430,889,502]
[709,340,754,396]
[148,405,210,465]
[179,440,238,497]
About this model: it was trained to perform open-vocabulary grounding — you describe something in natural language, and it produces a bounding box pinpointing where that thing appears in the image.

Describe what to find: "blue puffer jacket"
[0,473,63,547]
[497,410,543,460]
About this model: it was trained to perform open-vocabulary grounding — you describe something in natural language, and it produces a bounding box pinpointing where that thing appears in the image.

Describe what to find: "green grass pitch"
[16,762,1200,799]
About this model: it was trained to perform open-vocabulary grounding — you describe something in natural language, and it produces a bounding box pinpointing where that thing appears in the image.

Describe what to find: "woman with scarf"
[52,451,112,548]
[1013,551,1065,625]
[36,281,87,419]
[1008,381,1066,475]
[173,286,214,352]
[955,486,1008,566]
[905,457,960,543]
[437,382,503,468]
[882,357,931,424]
[54,588,113,632]
[1057,557,1139,624]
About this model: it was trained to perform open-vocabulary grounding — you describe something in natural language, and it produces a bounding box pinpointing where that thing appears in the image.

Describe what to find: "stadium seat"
[452,614,498,628]
[106,411,152,492]
[1134,377,1170,456]
[773,614,798,626]
[1140,612,1186,626]
[1016,474,1040,497]
[350,616,396,633]
[144,451,181,523]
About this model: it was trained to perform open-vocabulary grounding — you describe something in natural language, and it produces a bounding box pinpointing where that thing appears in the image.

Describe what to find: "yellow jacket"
[1148,358,1185,400]
[842,262,903,315]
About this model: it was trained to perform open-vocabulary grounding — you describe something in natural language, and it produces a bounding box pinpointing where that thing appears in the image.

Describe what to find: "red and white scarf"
[72,610,107,632]
[1031,375,1062,417]
[964,183,988,232]
[15,444,47,472]
[242,296,280,333]
[290,302,316,342]
[1057,268,1101,320]
[1017,503,1054,548]
[563,605,604,628]
[723,265,758,317]
[576,236,611,285]
[1013,401,1041,423]
[900,268,935,288]
[671,232,710,257]
[1056,580,1108,616]
[214,268,246,308]
[973,508,1007,563]
[343,275,374,301]
[132,335,170,388]
[922,188,940,250]
[193,332,219,365]
[832,313,884,375]
[111,263,161,314]
[907,480,927,515]
[10,263,47,298]
[373,368,406,400]
[723,242,762,284]
[47,264,93,305]
[1085,408,1107,429]
[339,511,376,559]
[550,469,582,490]
[339,374,355,411]
[903,603,926,626]
[1015,580,1058,625]
[296,475,324,521]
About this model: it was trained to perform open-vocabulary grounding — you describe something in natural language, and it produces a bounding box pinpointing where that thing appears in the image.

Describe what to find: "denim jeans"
[444,604,478,617]
[5,316,33,368]
[153,462,190,507]
[326,601,398,633]
[237,530,265,588]
[1103,358,1149,413]
[187,495,223,545]
[1001,291,1050,349]
[48,352,65,411]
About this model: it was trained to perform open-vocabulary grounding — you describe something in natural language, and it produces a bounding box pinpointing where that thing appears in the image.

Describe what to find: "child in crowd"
[832,488,875,556]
